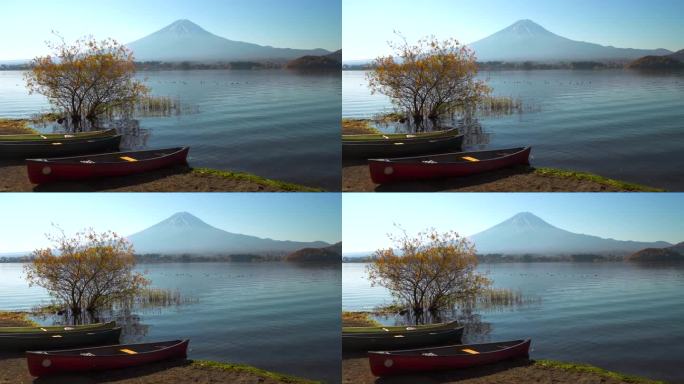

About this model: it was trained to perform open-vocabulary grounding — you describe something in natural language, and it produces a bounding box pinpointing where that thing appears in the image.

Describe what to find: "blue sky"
[0,193,341,253]
[0,0,341,60]
[343,193,684,253]
[343,0,684,60]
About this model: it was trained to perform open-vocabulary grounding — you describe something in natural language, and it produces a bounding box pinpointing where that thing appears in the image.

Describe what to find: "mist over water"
[343,69,684,190]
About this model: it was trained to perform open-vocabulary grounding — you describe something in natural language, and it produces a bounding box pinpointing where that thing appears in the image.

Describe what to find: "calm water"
[0,262,341,383]
[343,70,684,190]
[0,70,341,190]
[343,262,684,383]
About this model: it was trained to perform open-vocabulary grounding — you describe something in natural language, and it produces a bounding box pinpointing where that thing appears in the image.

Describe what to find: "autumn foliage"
[368,228,490,318]
[368,36,490,126]
[25,36,148,130]
[24,229,149,317]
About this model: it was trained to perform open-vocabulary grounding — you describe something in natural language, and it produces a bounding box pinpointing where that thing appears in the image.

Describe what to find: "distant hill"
[285,242,342,262]
[628,49,684,70]
[628,242,684,262]
[287,49,341,70]
[127,19,331,62]
[469,19,671,62]
[470,212,671,255]
[127,212,329,255]
[669,49,684,61]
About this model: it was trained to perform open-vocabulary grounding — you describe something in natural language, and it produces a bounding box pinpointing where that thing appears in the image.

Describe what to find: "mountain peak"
[502,212,554,229]
[502,19,552,36]
[158,19,209,35]
[158,211,212,228]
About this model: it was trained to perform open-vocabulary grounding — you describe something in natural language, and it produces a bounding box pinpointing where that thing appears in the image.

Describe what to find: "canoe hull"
[26,147,189,184]
[0,129,117,142]
[369,147,531,184]
[343,320,459,335]
[368,339,531,376]
[0,328,121,351]
[27,339,189,377]
[0,135,121,159]
[343,326,463,352]
[0,321,116,335]
[343,135,464,159]
[343,128,459,142]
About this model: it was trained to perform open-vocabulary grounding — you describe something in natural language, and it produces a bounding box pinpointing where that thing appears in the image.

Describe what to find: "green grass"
[535,167,664,192]
[535,360,666,384]
[192,168,324,192]
[191,360,321,384]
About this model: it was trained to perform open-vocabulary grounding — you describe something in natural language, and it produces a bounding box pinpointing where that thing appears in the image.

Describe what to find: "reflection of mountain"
[470,212,671,255]
[628,242,684,262]
[127,19,331,62]
[469,19,671,62]
[128,212,329,255]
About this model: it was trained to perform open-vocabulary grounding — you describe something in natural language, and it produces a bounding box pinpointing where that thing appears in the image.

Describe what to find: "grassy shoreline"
[0,310,319,383]
[341,118,664,192]
[1,117,322,192]
[342,311,665,384]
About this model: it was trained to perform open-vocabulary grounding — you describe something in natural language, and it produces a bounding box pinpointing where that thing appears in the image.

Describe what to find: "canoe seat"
[421,352,437,356]
[382,328,389,332]
[394,142,405,145]
[51,335,63,338]
[393,335,405,338]
[120,349,138,355]
[382,135,389,139]
[462,348,479,354]
[40,328,47,332]
[422,160,437,164]
[405,327,416,330]
[80,160,95,164]
[406,135,416,138]
[120,156,138,162]
[51,142,63,146]
[462,156,479,162]
[80,353,95,356]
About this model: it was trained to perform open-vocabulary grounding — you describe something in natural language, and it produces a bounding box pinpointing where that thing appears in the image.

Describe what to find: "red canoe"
[368,147,531,184]
[26,147,189,184]
[26,339,189,377]
[368,339,531,376]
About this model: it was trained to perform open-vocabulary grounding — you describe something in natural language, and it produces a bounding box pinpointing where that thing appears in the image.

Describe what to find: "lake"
[0,70,341,191]
[343,262,684,383]
[343,70,684,191]
[0,262,341,384]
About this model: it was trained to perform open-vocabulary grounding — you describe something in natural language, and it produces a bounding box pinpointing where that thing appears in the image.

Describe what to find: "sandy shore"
[0,161,320,192]
[342,161,660,192]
